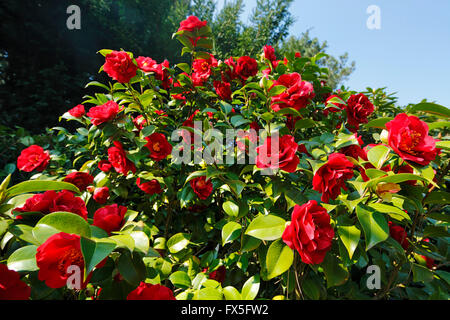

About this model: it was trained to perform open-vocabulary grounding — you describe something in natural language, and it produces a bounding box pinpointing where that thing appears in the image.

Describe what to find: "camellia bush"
[0,16,449,300]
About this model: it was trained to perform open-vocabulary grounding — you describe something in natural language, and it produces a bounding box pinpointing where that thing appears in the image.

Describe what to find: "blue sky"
[217,0,450,107]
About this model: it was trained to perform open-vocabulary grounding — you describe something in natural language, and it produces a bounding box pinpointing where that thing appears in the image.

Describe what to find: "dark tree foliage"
[0,0,354,132]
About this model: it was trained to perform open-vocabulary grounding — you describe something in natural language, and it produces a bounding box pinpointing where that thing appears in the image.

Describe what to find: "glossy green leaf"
[169,271,191,289]
[167,233,190,253]
[222,221,241,245]
[7,245,38,272]
[321,254,349,288]
[223,286,242,300]
[32,212,91,244]
[369,203,412,223]
[80,237,116,276]
[245,215,286,241]
[409,102,450,118]
[222,201,239,217]
[117,252,146,286]
[365,117,393,129]
[337,225,361,259]
[241,274,260,300]
[412,263,434,283]
[356,205,389,250]
[6,180,81,198]
[367,145,391,169]
[266,239,294,279]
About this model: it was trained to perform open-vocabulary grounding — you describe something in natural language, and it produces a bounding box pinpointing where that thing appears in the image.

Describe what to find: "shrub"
[0,16,449,300]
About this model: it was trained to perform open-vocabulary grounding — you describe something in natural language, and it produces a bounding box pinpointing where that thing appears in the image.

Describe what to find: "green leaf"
[7,245,38,272]
[321,254,349,288]
[9,224,40,245]
[269,85,287,97]
[167,233,190,253]
[85,81,109,91]
[245,215,286,241]
[423,226,449,238]
[169,271,191,289]
[266,239,294,280]
[222,201,239,217]
[109,234,135,251]
[230,115,250,127]
[117,251,146,286]
[80,237,116,276]
[365,117,393,129]
[6,180,81,198]
[337,226,361,259]
[294,119,316,130]
[223,286,242,300]
[195,287,223,300]
[241,274,260,300]
[356,205,389,250]
[176,63,191,74]
[367,145,391,169]
[366,173,428,188]
[436,141,450,150]
[411,263,434,283]
[240,235,261,252]
[184,171,207,185]
[428,121,450,130]
[32,212,91,244]
[409,102,450,118]
[130,231,149,255]
[368,203,412,223]
[222,222,241,245]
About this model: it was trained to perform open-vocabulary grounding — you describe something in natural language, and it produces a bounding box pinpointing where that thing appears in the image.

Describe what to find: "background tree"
[0,0,355,132]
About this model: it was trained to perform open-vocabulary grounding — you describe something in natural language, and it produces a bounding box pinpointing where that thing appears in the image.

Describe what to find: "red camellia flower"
[192,54,217,84]
[271,73,315,112]
[103,50,137,83]
[108,141,136,175]
[208,266,226,284]
[136,178,162,195]
[87,101,121,126]
[144,133,173,162]
[178,15,208,33]
[93,187,110,204]
[345,93,375,132]
[63,171,94,192]
[388,221,409,250]
[340,135,366,161]
[17,145,51,172]
[36,232,87,289]
[190,176,213,200]
[127,282,176,300]
[93,204,127,234]
[223,57,239,81]
[154,60,173,89]
[135,56,158,73]
[213,80,232,100]
[324,94,346,116]
[312,153,354,203]
[14,190,88,220]
[235,56,258,81]
[385,113,439,166]
[98,160,113,173]
[282,200,334,265]
[264,45,277,63]
[256,134,299,173]
[50,190,88,220]
[68,104,85,118]
[0,264,31,300]
[133,115,148,131]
